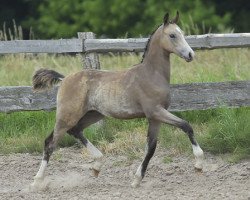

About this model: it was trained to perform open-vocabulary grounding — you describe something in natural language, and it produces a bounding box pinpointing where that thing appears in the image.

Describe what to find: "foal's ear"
[163,12,169,25]
[172,11,179,24]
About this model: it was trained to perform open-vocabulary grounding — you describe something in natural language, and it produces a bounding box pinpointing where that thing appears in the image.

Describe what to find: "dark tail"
[32,68,65,92]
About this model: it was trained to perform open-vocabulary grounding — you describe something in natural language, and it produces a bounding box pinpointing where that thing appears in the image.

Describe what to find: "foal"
[31,12,204,188]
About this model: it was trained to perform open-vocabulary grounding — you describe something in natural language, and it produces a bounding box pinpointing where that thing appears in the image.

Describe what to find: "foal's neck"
[141,26,171,83]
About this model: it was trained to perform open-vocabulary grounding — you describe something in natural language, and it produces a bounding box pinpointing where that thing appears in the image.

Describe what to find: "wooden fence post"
[77,32,100,69]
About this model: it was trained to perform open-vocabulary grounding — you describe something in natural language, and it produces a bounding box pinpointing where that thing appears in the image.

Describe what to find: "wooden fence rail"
[0,32,249,113]
[0,33,250,54]
[0,81,249,113]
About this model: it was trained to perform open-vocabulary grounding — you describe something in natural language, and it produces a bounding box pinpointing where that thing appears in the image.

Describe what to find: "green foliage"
[24,0,231,38]
[1,1,250,39]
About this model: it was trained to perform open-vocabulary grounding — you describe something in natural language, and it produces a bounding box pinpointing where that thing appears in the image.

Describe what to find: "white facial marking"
[176,27,182,34]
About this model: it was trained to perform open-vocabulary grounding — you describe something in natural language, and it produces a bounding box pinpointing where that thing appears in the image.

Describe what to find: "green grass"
[0,48,249,86]
[0,49,249,161]
[0,108,249,161]
[0,111,75,153]
[201,107,250,161]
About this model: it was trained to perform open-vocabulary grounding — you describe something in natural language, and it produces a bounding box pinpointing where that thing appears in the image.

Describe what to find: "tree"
[24,0,231,39]
[208,0,250,32]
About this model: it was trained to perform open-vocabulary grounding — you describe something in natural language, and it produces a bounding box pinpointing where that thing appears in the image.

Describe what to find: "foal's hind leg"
[31,121,69,189]
[67,111,104,177]
[153,106,204,170]
[132,120,161,188]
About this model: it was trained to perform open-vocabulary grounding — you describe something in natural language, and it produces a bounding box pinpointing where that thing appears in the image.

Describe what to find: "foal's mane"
[141,24,162,63]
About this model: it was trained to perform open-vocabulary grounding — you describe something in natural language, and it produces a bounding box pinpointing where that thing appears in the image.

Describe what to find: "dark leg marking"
[180,121,197,146]
[43,131,55,162]
[132,120,161,187]
[67,110,104,146]
[141,135,157,178]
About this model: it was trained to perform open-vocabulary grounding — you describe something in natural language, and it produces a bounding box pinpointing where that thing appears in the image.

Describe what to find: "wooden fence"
[0,32,250,113]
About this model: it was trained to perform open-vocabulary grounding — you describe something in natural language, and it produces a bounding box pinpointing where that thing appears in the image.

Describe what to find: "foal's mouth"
[185,57,193,62]
[180,55,193,62]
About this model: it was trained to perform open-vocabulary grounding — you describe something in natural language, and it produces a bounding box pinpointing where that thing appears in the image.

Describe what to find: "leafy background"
[0,0,249,39]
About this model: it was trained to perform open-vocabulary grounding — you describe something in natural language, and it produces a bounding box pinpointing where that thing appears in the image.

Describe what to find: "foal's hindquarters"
[31,71,106,190]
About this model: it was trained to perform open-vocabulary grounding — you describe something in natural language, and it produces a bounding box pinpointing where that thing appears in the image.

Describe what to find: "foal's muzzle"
[184,51,195,62]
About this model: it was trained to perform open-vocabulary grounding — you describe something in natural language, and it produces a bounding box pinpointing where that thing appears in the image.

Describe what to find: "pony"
[31,11,204,189]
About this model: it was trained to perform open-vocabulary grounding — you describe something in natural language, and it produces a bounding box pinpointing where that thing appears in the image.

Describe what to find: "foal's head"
[160,12,194,62]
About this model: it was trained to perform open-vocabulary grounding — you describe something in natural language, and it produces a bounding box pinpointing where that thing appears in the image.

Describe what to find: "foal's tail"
[32,68,65,92]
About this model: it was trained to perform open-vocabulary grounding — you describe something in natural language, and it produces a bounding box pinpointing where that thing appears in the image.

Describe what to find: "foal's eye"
[169,34,176,39]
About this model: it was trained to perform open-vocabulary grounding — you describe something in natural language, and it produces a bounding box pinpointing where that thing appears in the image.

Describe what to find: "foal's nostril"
[188,52,192,59]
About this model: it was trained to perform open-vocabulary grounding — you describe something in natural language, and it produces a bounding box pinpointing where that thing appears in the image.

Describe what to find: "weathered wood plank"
[84,38,148,53]
[186,33,250,50]
[170,81,250,111]
[0,86,58,113]
[0,33,249,54]
[84,33,250,52]
[0,81,249,113]
[0,39,82,54]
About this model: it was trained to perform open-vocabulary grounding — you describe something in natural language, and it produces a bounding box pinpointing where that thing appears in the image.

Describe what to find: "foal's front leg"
[153,106,204,170]
[132,120,161,188]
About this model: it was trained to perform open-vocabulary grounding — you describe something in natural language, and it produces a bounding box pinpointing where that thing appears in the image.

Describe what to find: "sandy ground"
[0,147,249,200]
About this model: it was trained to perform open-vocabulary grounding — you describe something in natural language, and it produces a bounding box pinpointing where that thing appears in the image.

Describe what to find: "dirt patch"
[0,147,249,200]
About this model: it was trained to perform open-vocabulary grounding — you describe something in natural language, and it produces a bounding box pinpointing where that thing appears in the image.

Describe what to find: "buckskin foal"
[31,12,204,189]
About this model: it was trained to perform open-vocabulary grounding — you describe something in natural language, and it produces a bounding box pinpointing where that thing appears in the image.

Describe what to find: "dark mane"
[141,24,162,63]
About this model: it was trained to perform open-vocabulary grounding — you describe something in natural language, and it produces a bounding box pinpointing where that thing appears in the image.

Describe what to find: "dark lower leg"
[43,131,55,162]
[67,110,104,147]
[68,129,88,146]
[180,121,197,145]
[141,136,157,178]
[132,120,160,187]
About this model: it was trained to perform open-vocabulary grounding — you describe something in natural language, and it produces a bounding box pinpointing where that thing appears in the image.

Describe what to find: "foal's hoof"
[131,177,142,188]
[194,167,203,173]
[29,178,46,191]
[131,181,140,188]
[92,169,100,177]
